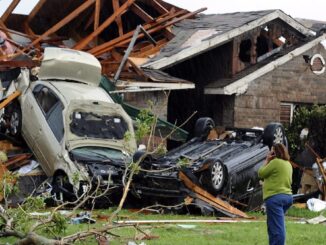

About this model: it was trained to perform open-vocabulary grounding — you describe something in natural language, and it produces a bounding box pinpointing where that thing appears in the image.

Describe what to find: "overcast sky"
[0,0,325,21]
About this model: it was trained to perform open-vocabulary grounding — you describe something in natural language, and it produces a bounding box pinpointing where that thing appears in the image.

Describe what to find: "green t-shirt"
[258,158,293,200]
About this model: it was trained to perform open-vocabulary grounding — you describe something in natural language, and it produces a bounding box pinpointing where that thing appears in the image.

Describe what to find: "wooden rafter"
[130,3,154,22]
[74,0,135,50]
[26,0,47,23]
[0,0,20,23]
[0,26,36,40]
[94,0,101,31]
[30,0,96,47]
[112,0,124,36]
[90,8,188,56]
[141,0,168,14]
[23,0,46,37]
[91,8,205,56]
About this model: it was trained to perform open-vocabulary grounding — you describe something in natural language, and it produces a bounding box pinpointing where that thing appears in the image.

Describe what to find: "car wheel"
[52,174,75,204]
[201,161,226,194]
[263,123,286,148]
[194,117,215,139]
[6,103,22,138]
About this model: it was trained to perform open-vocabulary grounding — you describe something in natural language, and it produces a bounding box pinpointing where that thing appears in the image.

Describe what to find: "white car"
[4,48,137,201]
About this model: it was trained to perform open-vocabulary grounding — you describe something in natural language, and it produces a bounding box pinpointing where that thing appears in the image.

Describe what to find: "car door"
[21,84,64,175]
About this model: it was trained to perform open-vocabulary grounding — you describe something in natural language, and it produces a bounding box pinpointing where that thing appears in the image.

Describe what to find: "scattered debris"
[132,118,288,215]
[115,219,256,225]
[70,212,96,225]
[307,198,326,212]
[306,215,326,224]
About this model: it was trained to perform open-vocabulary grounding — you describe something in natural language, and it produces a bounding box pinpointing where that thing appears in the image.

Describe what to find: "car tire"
[52,174,75,204]
[6,103,22,138]
[263,123,286,148]
[201,161,226,195]
[194,117,215,139]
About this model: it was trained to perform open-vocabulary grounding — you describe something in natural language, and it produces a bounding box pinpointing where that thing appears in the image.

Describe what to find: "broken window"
[70,112,128,140]
[239,39,252,63]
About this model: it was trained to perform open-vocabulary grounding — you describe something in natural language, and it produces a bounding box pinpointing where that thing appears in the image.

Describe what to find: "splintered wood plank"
[133,39,167,58]
[127,58,146,77]
[179,171,249,218]
[90,9,188,56]
[0,0,20,22]
[112,0,123,36]
[92,8,206,56]
[31,0,95,47]
[74,0,135,50]
[0,91,21,110]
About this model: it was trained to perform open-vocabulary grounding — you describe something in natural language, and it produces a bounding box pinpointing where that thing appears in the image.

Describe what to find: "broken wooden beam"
[0,0,21,23]
[179,171,249,218]
[91,8,206,56]
[30,0,96,47]
[74,0,135,50]
[89,8,188,56]
[0,90,21,111]
[94,0,101,32]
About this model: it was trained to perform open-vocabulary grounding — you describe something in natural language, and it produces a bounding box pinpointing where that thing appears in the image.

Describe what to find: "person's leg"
[281,194,293,244]
[265,195,286,245]
[282,194,293,213]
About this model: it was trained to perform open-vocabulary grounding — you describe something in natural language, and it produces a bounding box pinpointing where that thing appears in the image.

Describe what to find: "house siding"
[233,43,326,128]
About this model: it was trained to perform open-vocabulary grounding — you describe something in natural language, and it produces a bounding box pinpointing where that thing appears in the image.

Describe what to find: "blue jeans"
[265,194,293,245]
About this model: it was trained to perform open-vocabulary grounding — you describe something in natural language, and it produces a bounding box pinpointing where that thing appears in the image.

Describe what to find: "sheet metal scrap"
[179,171,249,219]
[0,0,205,88]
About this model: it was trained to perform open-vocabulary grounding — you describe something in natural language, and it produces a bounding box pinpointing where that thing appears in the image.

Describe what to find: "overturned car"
[1,48,137,201]
[132,118,287,210]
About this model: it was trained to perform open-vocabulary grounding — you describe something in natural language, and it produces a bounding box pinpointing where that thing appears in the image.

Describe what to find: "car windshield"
[70,111,128,140]
[71,146,128,162]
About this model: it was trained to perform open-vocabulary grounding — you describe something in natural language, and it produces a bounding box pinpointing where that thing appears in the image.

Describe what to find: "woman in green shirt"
[258,143,293,245]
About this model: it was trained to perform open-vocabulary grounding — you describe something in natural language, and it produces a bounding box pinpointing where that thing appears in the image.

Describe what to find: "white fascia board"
[142,10,314,70]
[113,80,195,93]
[204,34,326,95]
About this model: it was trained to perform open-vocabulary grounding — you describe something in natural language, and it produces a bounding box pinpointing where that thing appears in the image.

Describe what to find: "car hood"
[65,100,137,154]
[38,47,101,86]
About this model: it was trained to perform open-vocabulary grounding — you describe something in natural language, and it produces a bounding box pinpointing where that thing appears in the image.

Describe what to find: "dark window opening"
[33,85,64,142]
[33,85,60,114]
[256,35,269,57]
[239,39,251,63]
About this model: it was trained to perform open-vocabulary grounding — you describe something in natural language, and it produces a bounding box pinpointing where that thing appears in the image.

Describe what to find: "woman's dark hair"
[273,143,290,161]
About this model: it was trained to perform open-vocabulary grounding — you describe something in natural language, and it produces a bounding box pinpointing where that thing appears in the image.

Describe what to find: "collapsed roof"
[1,2,323,96]
[0,0,203,91]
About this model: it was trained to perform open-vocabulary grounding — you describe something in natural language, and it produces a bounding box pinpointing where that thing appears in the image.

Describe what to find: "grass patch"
[0,206,324,244]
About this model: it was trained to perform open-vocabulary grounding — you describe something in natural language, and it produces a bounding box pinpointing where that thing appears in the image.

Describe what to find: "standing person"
[258,143,293,245]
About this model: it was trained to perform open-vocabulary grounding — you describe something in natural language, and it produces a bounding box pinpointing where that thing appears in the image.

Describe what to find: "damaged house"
[2,1,326,134]
[142,10,326,131]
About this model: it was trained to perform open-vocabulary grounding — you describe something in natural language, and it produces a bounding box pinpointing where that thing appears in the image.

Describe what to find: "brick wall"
[123,91,168,120]
[234,43,326,128]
